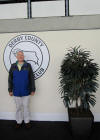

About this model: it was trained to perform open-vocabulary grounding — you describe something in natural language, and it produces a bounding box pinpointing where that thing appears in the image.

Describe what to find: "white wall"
[70,0,100,15]
[0,3,27,19]
[0,0,100,19]
[0,1,65,19]
[31,1,65,17]
[0,30,100,121]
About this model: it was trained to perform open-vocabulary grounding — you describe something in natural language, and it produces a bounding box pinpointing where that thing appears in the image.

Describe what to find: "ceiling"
[0,0,58,4]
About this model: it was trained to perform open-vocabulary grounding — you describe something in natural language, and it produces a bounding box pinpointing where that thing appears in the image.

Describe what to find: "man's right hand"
[9,92,13,96]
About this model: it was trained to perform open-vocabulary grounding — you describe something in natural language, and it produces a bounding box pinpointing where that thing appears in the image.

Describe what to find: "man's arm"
[8,64,13,94]
[28,63,36,93]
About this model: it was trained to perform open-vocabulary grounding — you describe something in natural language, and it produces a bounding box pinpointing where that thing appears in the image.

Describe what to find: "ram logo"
[3,34,50,79]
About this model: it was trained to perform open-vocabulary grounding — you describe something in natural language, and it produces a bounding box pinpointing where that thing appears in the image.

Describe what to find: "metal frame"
[65,0,69,16]
[27,0,32,18]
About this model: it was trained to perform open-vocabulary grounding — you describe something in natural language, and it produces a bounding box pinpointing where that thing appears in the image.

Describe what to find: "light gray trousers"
[14,95,30,124]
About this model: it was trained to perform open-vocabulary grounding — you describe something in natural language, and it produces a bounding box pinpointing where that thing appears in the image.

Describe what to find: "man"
[8,51,36,129]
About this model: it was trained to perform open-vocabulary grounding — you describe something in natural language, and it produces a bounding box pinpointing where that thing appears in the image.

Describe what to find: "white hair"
[12,48,24,57]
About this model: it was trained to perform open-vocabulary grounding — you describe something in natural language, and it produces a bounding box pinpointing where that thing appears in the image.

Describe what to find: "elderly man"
[8,51,36,129]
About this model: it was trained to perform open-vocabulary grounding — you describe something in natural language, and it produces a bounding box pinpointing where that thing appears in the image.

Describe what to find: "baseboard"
[0,112,100,122]
[0,112,68,122]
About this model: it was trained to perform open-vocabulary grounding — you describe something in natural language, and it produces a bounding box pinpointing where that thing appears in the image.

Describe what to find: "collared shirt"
[17,61,24,71]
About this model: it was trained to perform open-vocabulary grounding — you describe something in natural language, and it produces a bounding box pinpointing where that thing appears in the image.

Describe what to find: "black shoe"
[15,123,22,129]
[25,122,32,129]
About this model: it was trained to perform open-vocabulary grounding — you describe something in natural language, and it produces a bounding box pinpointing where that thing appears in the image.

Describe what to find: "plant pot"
[68,108,94,139]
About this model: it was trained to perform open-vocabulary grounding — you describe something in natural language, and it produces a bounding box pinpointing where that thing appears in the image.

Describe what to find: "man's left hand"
[31,92,35,96]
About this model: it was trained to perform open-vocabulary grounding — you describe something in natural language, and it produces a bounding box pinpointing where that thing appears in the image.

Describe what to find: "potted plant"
[59,46,99,138]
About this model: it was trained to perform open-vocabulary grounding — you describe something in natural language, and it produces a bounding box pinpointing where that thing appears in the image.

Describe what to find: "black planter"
[68,108,94,139]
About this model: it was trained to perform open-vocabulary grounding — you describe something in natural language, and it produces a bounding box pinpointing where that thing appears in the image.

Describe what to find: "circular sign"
[3,34,50,80]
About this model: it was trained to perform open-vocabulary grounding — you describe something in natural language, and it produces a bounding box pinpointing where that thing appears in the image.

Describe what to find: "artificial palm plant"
[59,46,99,111]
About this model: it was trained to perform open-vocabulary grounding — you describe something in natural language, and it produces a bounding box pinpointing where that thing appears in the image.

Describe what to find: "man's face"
[16,51,24,62]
